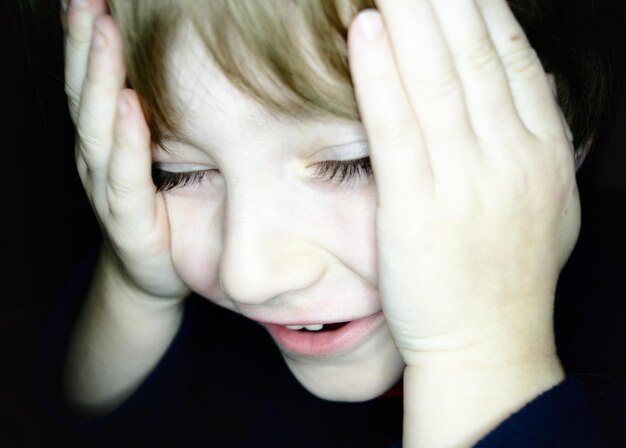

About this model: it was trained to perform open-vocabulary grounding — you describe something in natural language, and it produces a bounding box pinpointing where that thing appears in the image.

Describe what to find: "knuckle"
[114,136,134,154]
[419,69,461,100]
[501,46,541,79]
[84,67,106,88]
[66,32,87,51]
[85,68,120,95]
[64,83,81,110]
[375,123,420,149]
[107,175,135,201]
[76,124,106,153]
[454,35,499,74]
[106,176,140,216]
[65,33,92,61]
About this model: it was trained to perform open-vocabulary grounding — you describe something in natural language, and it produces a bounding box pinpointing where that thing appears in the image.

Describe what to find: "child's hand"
[348,1,580,369]
[62,0,189,301]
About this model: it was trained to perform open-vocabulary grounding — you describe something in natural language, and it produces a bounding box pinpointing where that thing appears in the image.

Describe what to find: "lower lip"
[262,311,385,356]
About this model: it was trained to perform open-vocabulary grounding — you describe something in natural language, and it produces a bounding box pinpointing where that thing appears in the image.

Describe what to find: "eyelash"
[151,166,213,192]
[312,157,373,184]
[151,157,373,192]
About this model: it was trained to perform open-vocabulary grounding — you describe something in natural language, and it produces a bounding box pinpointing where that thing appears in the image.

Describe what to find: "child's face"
[153,26,404,401]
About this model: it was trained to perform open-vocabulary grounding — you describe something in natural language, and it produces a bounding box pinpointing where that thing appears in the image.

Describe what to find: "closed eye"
[151,166,216,192]
[311,157,373,184]
[151,156,373,192]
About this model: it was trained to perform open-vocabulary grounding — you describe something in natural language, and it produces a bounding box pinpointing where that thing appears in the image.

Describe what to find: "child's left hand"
[348,0,581,369]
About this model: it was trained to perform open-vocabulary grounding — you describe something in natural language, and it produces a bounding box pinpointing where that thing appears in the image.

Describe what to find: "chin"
[282,335,406,402]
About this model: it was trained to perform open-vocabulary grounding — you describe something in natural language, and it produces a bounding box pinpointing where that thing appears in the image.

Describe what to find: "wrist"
[399,291,559,371]
[402,352,564,448]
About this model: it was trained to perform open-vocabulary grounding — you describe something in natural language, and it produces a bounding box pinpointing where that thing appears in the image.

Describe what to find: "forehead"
[163,21,353,149]
[165,25,274,140]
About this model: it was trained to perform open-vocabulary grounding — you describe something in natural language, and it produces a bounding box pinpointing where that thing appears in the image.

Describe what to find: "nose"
[218,182,325,305]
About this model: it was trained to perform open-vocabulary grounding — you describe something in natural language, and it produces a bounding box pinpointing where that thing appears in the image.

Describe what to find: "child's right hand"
[62,0,190,302]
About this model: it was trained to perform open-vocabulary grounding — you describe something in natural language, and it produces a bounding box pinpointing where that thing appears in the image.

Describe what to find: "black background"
[2,0,625,446]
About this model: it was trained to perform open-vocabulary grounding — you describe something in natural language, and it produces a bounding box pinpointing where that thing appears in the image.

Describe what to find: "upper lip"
[243,310,383,326]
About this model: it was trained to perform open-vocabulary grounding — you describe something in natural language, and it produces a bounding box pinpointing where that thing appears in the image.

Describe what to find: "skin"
[349,1,580,367]
[63,0,580,445]
[348,4,577,445]
[153,23,405,401]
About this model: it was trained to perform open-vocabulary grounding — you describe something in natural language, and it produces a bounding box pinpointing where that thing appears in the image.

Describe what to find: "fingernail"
[358,10,383,41]
[92,25,106,50]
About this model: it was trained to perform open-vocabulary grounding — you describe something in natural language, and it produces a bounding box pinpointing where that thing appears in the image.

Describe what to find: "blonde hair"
[108,0,625,165]
[109,0,374,151]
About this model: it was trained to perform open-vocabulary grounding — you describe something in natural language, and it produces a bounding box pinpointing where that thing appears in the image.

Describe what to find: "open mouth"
[285,322,351,332]
[262,312,385,356]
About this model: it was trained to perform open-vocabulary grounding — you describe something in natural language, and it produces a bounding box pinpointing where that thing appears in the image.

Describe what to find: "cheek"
[164,195,225,302]
[162,185,380,304]
[324,188,379,284]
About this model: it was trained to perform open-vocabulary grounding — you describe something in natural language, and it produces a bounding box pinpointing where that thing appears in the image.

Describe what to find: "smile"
[261,311,385,356]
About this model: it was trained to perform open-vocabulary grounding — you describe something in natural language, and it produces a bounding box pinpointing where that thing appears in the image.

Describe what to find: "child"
[37,0,625,446]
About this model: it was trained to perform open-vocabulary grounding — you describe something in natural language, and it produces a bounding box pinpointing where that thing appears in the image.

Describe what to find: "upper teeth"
[285,324,324,331]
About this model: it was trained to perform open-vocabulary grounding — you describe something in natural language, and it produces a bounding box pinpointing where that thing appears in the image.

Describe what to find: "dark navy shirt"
[34,246,624,447]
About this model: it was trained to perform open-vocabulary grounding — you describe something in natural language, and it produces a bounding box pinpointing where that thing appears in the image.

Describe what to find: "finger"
[76,15,126,208]
[64,0,109,122]
[426,0,525,142]
[107,89,157,230]
[348,10,434,211]
[374,0,478,177]
[478,0,563,142]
